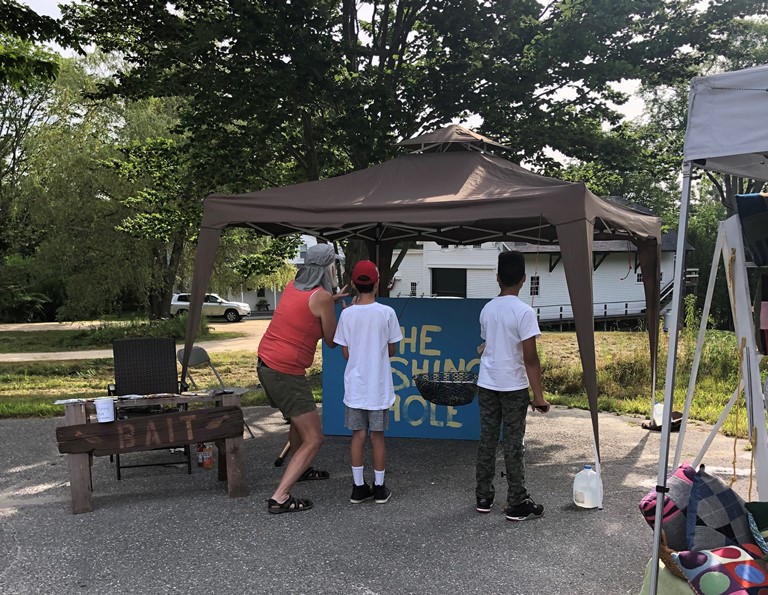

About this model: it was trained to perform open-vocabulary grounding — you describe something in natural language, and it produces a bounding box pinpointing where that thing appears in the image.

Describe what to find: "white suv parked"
[171,293,251,322]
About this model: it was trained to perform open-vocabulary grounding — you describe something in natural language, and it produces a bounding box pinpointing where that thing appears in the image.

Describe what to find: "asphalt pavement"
[0,405,758,595]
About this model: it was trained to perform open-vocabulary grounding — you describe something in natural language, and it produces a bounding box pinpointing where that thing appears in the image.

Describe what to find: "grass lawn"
[0,328,758,440]
[0,351,320,418]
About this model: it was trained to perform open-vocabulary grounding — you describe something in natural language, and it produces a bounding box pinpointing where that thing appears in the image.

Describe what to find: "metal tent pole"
[649,161,693,594]
[673,224,724,468]
[721,216,768,499]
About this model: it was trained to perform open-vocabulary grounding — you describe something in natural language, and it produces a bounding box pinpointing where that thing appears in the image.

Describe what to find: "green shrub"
[63,316,210,347]
[597,354,653,399]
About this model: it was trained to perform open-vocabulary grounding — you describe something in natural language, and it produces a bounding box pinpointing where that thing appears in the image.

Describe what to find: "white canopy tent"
[650,64,768,593]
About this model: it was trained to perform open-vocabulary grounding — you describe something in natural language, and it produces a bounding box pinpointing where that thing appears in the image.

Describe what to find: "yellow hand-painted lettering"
[419,325,441,356]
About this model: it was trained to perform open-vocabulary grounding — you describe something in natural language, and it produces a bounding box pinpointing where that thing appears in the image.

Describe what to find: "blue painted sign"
[322,298,488,439]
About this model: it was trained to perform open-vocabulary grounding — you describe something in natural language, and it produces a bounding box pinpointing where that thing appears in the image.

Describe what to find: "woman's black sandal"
[297,467,330,481]
[266,494,313,514]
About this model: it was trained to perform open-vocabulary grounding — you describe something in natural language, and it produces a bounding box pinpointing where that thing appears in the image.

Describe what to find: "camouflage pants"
[475,386,530,507]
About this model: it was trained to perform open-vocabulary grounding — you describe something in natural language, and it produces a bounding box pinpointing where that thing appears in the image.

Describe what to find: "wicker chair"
[108,337,192,480]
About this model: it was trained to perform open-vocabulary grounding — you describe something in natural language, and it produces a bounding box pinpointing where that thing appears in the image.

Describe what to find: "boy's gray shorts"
[344,406,390,432]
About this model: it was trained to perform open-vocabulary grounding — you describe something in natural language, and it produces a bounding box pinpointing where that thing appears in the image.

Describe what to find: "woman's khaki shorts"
[257,359,316,419]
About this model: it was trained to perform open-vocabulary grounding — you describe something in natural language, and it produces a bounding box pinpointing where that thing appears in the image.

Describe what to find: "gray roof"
[508,230,689,253]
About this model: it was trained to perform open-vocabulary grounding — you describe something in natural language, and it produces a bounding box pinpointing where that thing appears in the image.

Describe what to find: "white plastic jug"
[652,402,664,427]
[573,465,600,509]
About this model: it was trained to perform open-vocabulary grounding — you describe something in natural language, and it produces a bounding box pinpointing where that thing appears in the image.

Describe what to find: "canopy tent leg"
[181,227,223,378]
[692,384,742,469]
[638,241,661,431]
[556,218,603,507]
[672,223,725,468]
[651,186,768,594]
[719,215,768,499]
[649,161,694,595]
[673,215,768,493]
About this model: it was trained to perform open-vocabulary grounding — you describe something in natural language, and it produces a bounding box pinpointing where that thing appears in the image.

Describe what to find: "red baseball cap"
[352,260,379,284]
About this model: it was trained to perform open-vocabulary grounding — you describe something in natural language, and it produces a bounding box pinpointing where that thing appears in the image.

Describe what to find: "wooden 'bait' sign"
[56,406,244,456]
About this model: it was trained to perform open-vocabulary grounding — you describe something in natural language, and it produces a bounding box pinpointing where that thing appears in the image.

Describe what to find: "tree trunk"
[366,240,395,297]
[147,236,185,319]
[343,239,367,287]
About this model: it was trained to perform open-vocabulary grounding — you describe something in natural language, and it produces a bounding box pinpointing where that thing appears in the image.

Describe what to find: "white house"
[389,232,689,327]
[228,232,691,327]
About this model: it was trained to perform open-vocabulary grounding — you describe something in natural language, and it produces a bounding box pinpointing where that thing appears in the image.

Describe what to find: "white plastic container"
[94,397,115,423]
[573,464,600,509]
[652,402,664,427]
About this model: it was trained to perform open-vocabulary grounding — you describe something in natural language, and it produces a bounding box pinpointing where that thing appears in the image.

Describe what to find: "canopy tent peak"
[395,124,512,155]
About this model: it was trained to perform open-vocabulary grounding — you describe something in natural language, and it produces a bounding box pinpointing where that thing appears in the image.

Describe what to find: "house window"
[410,282,418,297]
[431,268,467,298]
[636,272,661,283]
[257,288,266,298]
[529,276,540,297]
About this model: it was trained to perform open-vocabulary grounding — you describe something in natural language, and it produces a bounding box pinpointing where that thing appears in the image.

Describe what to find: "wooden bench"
[55,393,249,514]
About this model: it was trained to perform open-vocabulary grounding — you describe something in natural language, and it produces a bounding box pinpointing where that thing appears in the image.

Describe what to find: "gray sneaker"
[505,497,544,521]
[373,483,391,504]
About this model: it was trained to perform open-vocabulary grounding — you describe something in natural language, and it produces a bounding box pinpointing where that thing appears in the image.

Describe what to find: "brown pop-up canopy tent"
[182,125,662,483]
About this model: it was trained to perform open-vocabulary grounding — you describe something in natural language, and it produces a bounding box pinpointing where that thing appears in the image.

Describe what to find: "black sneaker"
[476,497,493,513]
[373,483,391,504]
[505,497,544,521]
[350,482,374,504]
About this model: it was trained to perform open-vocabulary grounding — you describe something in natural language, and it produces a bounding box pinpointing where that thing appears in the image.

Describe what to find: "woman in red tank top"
[257,243,348,514]
[257,281,324,374]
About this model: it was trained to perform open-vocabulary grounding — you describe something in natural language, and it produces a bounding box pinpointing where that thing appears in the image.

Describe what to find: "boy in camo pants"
[475,251,550,521]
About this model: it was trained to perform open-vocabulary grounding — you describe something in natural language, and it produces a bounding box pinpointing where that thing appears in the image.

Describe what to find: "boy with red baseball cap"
[333,260,402,504]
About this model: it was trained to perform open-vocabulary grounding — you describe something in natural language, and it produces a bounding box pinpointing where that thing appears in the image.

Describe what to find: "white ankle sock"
[374,469,385,486]
[352,466,365,486]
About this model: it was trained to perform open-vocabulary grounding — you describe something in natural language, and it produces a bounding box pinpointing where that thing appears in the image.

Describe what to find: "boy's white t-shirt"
[477,295,541,392]
[333,302,403,410]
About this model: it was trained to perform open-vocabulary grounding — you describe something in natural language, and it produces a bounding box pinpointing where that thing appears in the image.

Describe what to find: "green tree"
[0,39,57,320]
[11,57,155,320]
[687,185,731,329]
[557,84,688,228]
[0,1,73,86]
[60,0,765,288]
[206,232,301,295]
[0,46,303,321]
[0,41,54,254]
[102,136,204,318]
[63,1,766,178]
[616,16,768,328]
